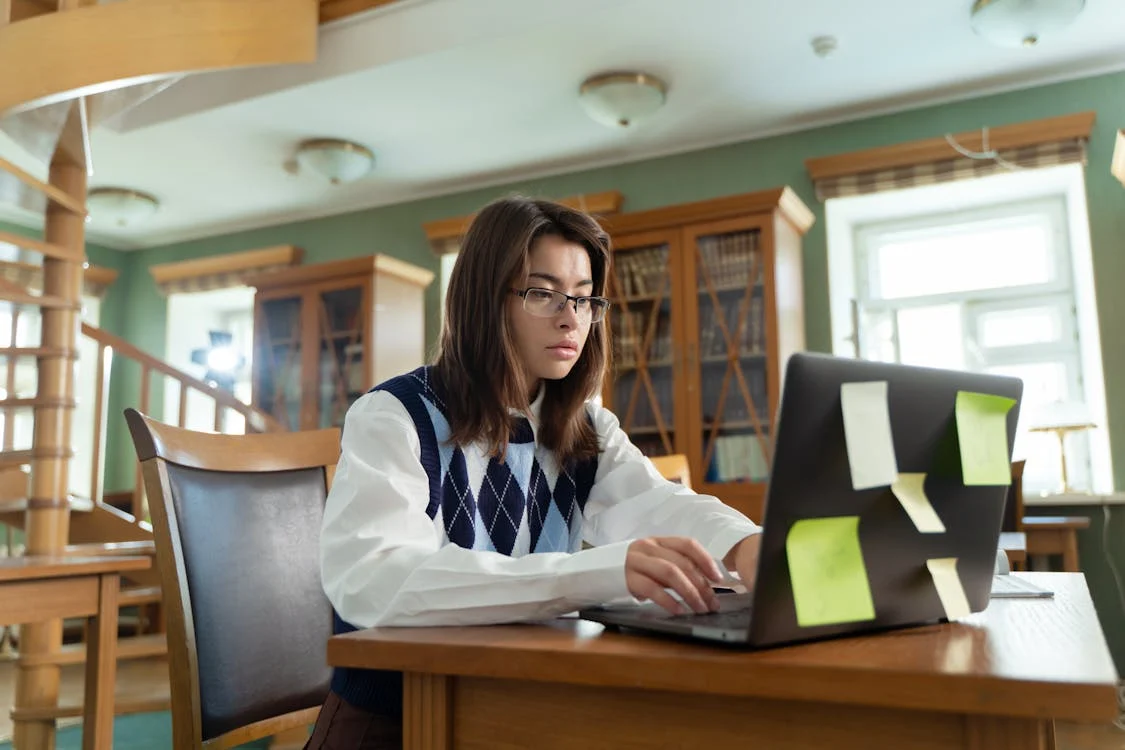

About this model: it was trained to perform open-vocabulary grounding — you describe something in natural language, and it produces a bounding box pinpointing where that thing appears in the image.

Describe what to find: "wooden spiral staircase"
[0,1,351,746]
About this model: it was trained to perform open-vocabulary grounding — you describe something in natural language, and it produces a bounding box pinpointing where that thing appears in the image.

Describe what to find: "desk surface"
[0,555,151,583]
[329,572,1120,723]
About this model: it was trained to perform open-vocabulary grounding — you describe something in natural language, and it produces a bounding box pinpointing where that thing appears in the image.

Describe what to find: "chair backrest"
[649,453,692,490]
[125,408,340,749]
[1002,459,1027,532]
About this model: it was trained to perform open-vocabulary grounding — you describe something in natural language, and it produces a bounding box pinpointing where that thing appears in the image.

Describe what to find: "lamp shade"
[295,138,375,184]
[86,187,159,228]
[970,0,1086,48]
[579,72,667,129]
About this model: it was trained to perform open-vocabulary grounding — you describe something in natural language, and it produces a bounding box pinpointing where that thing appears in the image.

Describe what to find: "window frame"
[850,193,1094,495]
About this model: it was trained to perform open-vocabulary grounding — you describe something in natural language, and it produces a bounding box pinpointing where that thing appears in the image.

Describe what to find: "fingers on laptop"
[626,537,723,615]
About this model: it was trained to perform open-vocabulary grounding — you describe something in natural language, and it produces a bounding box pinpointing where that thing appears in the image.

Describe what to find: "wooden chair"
[1001,460,1028,570]
[1004,457,1089,572]
[649,454,692,490]
[124,408,340,749]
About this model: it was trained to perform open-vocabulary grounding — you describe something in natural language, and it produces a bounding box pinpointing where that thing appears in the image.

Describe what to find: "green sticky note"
[785,516,876,628]
[955,391,1017,486]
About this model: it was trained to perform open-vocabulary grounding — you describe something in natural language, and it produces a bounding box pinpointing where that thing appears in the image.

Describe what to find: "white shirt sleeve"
[320,391,762,629]
[320,391,631,629]
[582,402,762,566]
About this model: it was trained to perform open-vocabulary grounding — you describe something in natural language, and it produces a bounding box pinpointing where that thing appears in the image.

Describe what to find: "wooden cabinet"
[600,188,814,521]
[245,255,435,431]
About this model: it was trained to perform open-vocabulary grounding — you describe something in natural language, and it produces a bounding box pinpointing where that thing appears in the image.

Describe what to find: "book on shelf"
[614,245,671,298]
[697,231,760,291]
[611,309,672,368]
[705,433,769,484]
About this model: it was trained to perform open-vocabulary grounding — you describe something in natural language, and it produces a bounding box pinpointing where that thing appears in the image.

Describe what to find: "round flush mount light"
[86,187,160,228]
[293,138,375,185]
[970,0,1086,48]
[579,72,668,129]
[811,35,838,58]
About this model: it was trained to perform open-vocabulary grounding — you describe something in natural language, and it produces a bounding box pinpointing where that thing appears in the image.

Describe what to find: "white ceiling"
[2,0,1124,250]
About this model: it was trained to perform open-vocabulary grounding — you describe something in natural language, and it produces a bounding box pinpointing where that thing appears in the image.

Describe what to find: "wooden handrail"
[80,322,282,435]
[0,231,79,261]
[80,321,285,521]
[0,157,86,216]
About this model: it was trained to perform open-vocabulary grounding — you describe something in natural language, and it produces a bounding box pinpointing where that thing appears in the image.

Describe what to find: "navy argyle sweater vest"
[330,366,599,716]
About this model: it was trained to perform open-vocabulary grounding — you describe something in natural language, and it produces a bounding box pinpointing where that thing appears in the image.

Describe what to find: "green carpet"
[0,712,274,750]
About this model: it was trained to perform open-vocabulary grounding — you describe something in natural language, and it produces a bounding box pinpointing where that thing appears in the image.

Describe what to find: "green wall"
[106,70,1125,672]
[1028,504,1125,676]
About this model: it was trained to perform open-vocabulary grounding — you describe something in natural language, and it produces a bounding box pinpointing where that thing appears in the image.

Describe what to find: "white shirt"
[320,388,762,628]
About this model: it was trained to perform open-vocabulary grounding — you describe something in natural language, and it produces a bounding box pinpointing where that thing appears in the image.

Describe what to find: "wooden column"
[13,132,86,750]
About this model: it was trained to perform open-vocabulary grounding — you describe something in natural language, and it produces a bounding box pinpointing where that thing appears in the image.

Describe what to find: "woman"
[306,196,762,748]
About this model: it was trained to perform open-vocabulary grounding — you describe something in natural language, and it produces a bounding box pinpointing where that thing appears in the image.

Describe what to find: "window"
[439,251,458,325]
[164,287,256,434]
[827,165,1111,497]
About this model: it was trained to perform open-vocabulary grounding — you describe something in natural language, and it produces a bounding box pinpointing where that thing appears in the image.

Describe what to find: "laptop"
[579,352,1024,648]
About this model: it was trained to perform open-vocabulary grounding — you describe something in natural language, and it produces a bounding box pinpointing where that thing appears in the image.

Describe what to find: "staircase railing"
[0,1,319,743]
[79,321,285,523]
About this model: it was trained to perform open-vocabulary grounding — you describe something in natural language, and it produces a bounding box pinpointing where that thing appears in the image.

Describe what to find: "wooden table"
[328,573,1119,750]
[0,555,152,750]
[999,531,1027,569]
[1023,516,1090,572]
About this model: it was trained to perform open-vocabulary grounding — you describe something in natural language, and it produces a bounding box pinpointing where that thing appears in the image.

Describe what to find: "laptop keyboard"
[629,592,754,629]
[670,607,754,630]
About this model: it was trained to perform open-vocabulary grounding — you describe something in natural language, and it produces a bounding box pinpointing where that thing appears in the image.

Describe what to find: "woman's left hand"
[723,533,762,591]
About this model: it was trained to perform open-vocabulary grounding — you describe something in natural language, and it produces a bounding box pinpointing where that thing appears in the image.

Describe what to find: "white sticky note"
[840,381,898,490]
[927,557,971,621]
[891,473,946,533]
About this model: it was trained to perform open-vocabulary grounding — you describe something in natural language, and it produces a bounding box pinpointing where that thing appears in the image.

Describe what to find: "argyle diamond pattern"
[377,367,598,557]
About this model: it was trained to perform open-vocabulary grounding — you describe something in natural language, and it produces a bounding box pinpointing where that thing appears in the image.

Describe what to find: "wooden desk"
[0,555,152,750]
[329,573,1119,750]
[1023,516,1090,572]
[999,531,1027,569]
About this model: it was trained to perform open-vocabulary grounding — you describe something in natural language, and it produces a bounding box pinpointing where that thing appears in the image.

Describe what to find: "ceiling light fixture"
[970,0,1086,48]
[86,187,160,228]
[811,35,838,58]
[293,138,375,185]
[578,72,668,130]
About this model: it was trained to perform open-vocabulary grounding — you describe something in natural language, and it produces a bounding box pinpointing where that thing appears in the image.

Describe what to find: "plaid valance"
[806,112,1095,202]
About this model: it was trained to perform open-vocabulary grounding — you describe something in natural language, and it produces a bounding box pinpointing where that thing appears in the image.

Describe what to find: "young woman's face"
[507,234,595,389]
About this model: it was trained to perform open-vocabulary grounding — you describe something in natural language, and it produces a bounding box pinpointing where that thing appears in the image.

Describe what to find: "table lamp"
[1026,402,1095,495]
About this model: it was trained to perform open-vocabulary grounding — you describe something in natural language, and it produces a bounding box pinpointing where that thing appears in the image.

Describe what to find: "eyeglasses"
[511,287,610,323]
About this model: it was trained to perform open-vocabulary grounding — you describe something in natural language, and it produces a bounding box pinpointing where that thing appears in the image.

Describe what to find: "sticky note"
[926,557,971,621]
[786,516,876,628]
[891,472,946,533]
[954,391,1016,486]
[841,381,898,490]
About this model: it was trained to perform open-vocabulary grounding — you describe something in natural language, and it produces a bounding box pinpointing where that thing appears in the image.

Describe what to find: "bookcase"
[599,187,814,521]
[245,255,435,431]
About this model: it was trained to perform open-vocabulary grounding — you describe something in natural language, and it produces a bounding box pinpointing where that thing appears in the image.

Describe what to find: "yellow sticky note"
[841,381,898,490]
[955,391,1016,486]
[786,516,876,628]
[891,472,946,533]
[926,557,971,621]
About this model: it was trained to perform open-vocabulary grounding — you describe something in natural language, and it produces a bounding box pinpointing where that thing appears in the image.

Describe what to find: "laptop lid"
[747,352,1023,648]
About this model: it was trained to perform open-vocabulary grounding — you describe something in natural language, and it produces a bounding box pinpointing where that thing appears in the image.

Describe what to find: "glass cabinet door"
[606,237,678,457]
[315,284,366,429]
[254,295,304,430]
[691,226,771,486]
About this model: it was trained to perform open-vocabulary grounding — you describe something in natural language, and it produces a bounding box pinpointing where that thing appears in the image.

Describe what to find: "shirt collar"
[508,382,544,442]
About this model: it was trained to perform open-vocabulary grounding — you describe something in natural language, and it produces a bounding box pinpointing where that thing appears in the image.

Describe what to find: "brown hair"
[434,195,611,467]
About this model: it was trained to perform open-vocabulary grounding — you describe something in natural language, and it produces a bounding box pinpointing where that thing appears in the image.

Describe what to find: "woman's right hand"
[625,537,723,615]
